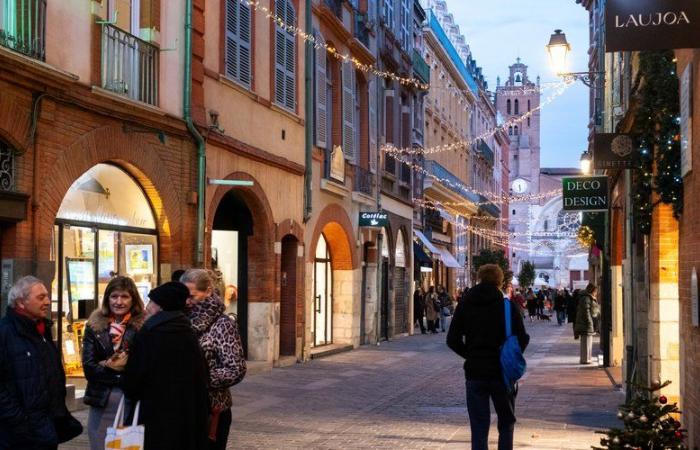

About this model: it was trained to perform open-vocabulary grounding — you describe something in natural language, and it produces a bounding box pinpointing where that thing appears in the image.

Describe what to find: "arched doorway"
[394,229,408,334]
[280,235,298,356]
[211,191,253,356]
[52,163,158,376]
[313,233,333,346]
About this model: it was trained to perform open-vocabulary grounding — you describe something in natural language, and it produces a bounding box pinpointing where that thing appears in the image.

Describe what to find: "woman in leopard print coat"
[180,269,246,450]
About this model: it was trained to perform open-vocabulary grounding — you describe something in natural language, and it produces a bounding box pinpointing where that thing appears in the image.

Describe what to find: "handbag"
[499,299,526,393]
[105,396,144,450]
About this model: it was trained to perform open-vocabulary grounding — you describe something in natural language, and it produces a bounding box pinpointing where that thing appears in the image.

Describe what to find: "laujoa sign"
[359,211,389,228]
[593,133,635,170]
[606,0,700,52]
[562,176,609,212]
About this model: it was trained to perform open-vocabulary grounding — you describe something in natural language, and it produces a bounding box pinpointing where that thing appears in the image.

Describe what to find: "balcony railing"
[101,24,159,106]
[353,165,373,195]
[412,49,430,85]
[0,0,46,60]
[0,142,15,191]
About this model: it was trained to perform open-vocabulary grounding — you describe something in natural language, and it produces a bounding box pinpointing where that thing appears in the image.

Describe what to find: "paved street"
[62,318,623,449]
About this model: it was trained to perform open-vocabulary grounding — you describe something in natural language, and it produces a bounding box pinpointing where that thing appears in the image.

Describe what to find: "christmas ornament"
[612,437,620,444]
[639,415,648,423]
[659,395,668,404]
[617,411,624,419]
[675,431,682,438]
[627,411,636,419]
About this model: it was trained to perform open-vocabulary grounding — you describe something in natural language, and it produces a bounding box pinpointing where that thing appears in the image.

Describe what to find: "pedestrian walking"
[182,269,247,450]
[122,281,210,450]
[0,276,82,450]
[82,276,145,450]
[413,287,427,334]
[425,286,439,333]
[438,286,452,332]
[574,283,600,364]
[565,289,576,324]
[525,289,537,322]
[447,265,530,450]
[535,290,545,317]
[553,289,567,326]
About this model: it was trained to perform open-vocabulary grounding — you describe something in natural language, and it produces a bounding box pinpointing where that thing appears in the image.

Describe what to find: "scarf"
[109,313,131,351]
[14,307,46,336]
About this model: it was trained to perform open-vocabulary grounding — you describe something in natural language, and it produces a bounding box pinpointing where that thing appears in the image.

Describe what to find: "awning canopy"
[413,242,433,268]
[434,244,462,269]
[413,229,439,254]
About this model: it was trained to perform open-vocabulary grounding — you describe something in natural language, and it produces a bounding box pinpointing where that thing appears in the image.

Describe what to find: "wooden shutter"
[275,0,296,110]
[315,32,327,149]
[284,2,296,110]
[275,0,287,106]
[368,78,377,173]
[224,0,251,87]
[238,2,251,86]
[342,63,355,162]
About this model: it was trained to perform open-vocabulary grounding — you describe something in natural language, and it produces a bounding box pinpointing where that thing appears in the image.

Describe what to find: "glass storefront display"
[50,164,158,376]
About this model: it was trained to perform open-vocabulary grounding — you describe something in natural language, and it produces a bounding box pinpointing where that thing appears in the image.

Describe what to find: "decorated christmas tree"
[593,381,687,450]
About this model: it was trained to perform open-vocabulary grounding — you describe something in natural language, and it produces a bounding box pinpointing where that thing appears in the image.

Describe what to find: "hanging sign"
[593,133,635,169]
[681,64,693,177]
[605,0,700,52]
[692,267,699,327]
[359,211,389,228]
[562,176,608,212]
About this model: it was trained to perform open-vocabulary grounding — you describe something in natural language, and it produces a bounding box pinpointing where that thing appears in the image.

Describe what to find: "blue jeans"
[556,310,566,325]
[466,379,516,450]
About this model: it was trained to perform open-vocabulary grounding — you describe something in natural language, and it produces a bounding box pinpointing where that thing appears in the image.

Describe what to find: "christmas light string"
[241,0,429,90]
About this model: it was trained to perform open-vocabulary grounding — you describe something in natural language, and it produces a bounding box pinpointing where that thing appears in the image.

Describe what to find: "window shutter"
[238,2,251,86]
[284,2,296,110]
[342,63,355,163]
[275,0,296,110]
[368,79,377,173]
[315,33,327,149]
[224,0,251,88]
[225,0,239,81]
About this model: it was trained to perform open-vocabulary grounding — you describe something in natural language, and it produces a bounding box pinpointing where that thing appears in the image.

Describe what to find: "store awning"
[413,229,439,254]
[434,244,462,269]
[413,242,433,268]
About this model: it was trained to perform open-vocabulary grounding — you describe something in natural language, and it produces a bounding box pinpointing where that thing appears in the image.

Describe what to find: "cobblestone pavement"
[61,319,623,449]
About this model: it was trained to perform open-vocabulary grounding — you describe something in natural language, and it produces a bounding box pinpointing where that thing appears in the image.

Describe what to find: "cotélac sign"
[562,176,609,212]
[359,211,389,228]
[606,0,700,52]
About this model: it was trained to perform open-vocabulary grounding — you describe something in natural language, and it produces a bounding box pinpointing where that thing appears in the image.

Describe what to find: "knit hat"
[148,282,190,311]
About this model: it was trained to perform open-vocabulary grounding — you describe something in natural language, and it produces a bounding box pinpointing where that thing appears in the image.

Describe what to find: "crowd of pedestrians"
[0,269,246,450]
[413,284,456,334]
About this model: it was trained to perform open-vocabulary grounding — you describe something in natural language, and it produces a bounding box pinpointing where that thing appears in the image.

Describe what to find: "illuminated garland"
[241,0,428,90]
[576,225,595,248]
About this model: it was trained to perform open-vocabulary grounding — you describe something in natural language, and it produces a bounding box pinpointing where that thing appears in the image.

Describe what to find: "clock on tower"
[511,178,529,194]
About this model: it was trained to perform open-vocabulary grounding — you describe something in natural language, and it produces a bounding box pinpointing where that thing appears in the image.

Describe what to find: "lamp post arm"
[560,71,605,88]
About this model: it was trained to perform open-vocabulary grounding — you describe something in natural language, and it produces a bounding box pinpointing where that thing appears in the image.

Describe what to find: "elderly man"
[0,276,81,449]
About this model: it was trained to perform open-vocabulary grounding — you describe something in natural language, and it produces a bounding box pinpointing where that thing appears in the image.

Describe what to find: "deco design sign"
[606,0,700,52]
[562,176,609,212]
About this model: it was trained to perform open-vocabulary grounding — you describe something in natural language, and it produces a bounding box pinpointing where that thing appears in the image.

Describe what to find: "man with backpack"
[447,264,530,450]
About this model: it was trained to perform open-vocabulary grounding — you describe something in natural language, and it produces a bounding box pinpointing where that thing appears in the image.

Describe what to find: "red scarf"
[109,313,131,351]
[14,307,46,336]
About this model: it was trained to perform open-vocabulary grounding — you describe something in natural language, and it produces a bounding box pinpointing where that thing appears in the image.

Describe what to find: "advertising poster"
[66,258,96,302]
[125,244,154,275]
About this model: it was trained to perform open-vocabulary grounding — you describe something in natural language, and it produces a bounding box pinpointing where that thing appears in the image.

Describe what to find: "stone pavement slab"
[60,319,623,449]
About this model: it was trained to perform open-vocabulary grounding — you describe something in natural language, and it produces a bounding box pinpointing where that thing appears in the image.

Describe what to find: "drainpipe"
[184,0,206,267]
[303,0,313,223]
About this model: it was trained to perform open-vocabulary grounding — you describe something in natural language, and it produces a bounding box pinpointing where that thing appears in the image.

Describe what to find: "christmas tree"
[593,381,687,450]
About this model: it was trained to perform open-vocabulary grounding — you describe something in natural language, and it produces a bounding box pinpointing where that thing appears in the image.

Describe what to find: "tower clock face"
[511,178,529,194]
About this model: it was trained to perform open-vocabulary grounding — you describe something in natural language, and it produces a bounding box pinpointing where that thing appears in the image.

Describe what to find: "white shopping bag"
[105,396,144,450]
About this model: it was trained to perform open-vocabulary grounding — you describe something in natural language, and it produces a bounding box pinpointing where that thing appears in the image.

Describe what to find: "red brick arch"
[395,225,412,268]
[0,90,31,151]
[38,125,185,266]
[309,204,357,270]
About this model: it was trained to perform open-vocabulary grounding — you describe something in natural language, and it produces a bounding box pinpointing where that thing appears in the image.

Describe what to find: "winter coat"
[447,283,530,380]
[122,310,209,450]
[574,293,599,336]
[553,294,567,312]
[425,293,439,321]
[566,293,577,323]
[81,310,145,407]
[186,295,246,412]
[0,308,69,449]
[413,291,425,319]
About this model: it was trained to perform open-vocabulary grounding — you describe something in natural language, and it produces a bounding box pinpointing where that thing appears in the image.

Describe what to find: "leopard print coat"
[186,294,246,411]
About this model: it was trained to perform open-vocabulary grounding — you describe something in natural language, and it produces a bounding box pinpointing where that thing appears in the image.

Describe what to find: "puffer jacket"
[0,308,68,449]
[82,310,144,407]
[574,292,600,336]
[186,295,246,411]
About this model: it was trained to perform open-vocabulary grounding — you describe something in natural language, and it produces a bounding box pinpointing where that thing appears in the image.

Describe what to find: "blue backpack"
[500,299,526,393]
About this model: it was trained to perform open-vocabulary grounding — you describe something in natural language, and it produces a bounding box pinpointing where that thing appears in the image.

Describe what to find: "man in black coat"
[0,276,80,450]
[413,288,426,334]
[123,282,210,450]
[447,265,530,450]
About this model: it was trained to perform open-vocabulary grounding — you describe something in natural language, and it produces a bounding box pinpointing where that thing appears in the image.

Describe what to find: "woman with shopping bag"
[82,276,145,450]
[122,281,210,450]
[104,396,144,449]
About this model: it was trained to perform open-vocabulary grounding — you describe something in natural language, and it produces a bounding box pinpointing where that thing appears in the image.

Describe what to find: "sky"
[444,0,590,169]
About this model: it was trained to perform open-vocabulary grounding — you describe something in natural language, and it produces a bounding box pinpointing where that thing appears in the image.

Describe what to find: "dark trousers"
[415,314,426,333]
[466,379,516,450]
[427,319,437,333]
[209,408,232,450]
[556,310,566,325]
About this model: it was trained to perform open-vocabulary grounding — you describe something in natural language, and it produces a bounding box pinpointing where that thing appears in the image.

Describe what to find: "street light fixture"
[580,150,592,175]
[546,29,603,87]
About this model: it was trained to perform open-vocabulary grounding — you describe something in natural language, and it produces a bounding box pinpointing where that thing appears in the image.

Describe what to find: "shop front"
[51,163,159,376]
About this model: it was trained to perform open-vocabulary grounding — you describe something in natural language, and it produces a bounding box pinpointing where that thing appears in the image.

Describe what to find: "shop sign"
[330,145,345,183]
[562,176,609,212]
[593,133,635,169]
[359,211,389,228]
[692,267,699,327]
[681,64,693,177]
[606,0,700,52]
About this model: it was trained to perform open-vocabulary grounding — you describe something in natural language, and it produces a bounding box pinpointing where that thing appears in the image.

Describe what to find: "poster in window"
[98,231,116,280]
[125,244,154,275]
[66,258,96,302]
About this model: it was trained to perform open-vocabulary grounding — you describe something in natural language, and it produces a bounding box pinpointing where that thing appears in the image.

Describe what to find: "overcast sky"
[443,0,590,169]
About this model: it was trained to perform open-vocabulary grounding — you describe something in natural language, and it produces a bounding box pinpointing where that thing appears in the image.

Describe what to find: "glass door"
[313,234,332,347]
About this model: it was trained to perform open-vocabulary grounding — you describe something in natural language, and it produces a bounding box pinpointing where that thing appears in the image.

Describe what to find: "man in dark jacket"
[123,281,209,450]
[447,265,530,450]
[0,276,79,450]
[413,288,426,334]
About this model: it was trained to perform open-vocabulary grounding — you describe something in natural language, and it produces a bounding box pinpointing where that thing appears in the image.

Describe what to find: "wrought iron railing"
[353,165,373,195]
[101,24,159,106]
[384,153,396,176]
[0,142,15,191]
[0,0,46,60]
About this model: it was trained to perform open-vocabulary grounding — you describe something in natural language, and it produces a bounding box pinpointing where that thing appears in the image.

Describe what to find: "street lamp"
[580,150,592,175]
[546,29,602,87]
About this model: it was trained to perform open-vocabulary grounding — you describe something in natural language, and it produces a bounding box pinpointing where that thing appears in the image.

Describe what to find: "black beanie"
[148,282,190,311]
